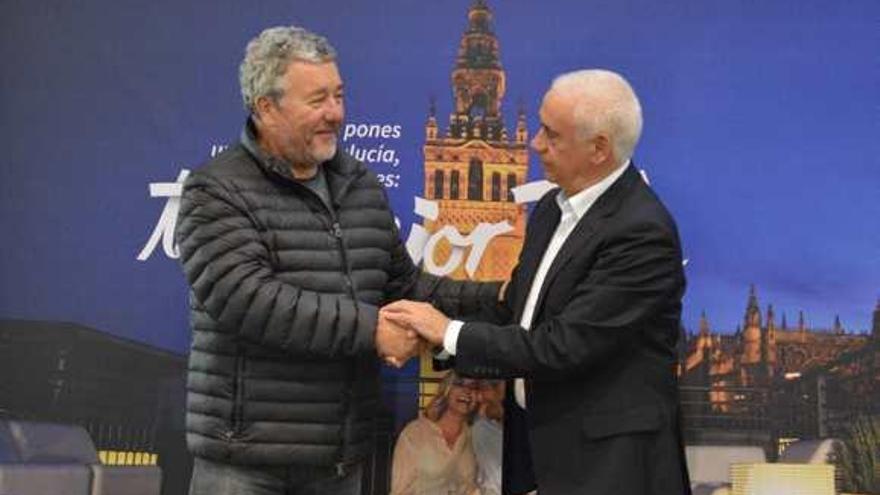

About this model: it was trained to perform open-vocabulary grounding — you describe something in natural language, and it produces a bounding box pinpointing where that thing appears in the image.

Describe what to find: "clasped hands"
[375,300,450,368]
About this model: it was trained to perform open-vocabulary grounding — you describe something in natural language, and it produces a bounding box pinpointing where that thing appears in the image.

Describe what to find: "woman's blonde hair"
[424,371,478,424]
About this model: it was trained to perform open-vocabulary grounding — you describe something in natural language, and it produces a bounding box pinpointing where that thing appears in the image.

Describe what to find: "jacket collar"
[527,163,643,319]
[579,161,641,223]
[240,117,364,207]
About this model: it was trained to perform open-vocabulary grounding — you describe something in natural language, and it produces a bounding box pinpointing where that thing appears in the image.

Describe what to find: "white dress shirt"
[443,162,631,409]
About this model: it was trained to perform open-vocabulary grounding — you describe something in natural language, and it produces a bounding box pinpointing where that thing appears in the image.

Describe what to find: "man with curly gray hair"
[237,26,342,178]
[177,25,503,495]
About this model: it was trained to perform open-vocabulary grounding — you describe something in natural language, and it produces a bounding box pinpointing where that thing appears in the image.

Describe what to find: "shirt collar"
[555,160,631,220]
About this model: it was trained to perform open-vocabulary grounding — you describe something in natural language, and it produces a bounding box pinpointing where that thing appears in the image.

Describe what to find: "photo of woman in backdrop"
[391,371,482,495]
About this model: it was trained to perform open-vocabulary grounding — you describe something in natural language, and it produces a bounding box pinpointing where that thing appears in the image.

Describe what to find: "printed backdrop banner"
[2,0,877,350]
[1,1,878,494]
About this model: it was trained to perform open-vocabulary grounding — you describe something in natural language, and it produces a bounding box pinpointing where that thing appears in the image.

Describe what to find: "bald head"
[550,70,643,166]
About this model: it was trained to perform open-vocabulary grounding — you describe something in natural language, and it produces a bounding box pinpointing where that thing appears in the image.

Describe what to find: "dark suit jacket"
[455,165,691,495]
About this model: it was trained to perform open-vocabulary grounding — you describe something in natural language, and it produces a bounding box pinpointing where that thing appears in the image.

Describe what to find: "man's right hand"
[375,311,420,368]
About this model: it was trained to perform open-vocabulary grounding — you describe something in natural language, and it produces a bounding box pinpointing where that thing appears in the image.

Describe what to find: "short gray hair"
[239,26,337,113]
[551,69,643,164]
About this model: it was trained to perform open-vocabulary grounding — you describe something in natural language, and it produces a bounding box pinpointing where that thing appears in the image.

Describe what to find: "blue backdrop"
[1,0,877,353]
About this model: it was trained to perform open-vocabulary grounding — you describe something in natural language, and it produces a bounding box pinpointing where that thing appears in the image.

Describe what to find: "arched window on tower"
[434,169,445,199]
[450,170,460,199]
[468,158,483,201]
[491,172,501,201]
[469,92,488,120]
[507,173,517,202]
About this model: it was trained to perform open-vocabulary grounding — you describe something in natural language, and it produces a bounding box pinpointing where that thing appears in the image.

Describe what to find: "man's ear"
[592,133,613,165]
[253,95,275,124]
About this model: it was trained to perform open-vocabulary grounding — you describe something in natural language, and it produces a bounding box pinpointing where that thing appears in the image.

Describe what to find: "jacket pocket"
[581,403,666,440]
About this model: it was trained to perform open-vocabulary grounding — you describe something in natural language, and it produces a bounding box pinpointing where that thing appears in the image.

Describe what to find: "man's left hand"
[380,300,450,346]
[376,312,419,368]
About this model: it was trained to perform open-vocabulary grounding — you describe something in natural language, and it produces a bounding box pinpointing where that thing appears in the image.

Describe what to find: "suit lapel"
[531,165,642,318]
[513,196,561,321]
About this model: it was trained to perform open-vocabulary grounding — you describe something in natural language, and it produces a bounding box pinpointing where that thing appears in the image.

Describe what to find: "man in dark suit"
[383,69,692,495]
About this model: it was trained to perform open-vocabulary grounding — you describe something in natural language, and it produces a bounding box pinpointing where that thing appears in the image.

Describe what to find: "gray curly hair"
[239,26,337,113]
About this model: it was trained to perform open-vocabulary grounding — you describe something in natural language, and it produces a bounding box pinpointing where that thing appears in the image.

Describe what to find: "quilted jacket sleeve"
[381,219,507,323]
[175,172,377,358]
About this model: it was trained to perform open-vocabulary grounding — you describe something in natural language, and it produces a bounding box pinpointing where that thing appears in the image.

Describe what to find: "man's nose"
[530,130,545,152]
[324,99,344,123]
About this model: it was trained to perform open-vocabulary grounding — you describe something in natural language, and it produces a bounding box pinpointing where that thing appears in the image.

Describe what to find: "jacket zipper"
[329,217,357,299]
[328,211,358,469]
[275,166,362,467]
[230,351,245,437]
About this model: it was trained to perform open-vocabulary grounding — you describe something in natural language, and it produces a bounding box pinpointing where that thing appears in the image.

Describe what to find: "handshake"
[375,300,451,369]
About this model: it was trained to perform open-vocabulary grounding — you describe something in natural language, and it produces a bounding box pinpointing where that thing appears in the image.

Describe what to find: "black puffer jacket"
[175,134,498,467]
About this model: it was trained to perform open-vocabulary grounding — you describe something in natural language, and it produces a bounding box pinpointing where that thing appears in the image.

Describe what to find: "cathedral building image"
[681,285,879,412]
[421,0,530,281]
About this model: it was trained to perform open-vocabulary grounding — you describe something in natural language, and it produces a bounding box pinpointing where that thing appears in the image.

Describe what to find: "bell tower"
[421,0,530,281]
[449,0,506,142]
[741,285,763,366]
